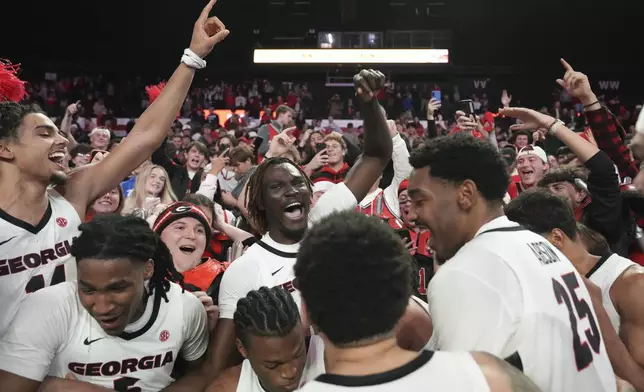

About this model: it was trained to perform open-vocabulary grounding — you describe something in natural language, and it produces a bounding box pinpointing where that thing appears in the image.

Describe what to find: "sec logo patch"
[56,217,68,227]
[160,330,170,342]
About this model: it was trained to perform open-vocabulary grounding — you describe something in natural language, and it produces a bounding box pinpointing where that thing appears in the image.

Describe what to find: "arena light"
[253,49,449,64]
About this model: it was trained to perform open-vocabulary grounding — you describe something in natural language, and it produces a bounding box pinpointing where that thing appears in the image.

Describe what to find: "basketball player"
[200,69,394,382]
[406,133,616,391]
[0,215,209,392]
[206,287,325,392]
[295,211,541,392]
[0,0,229,336]
[505,189,644,372]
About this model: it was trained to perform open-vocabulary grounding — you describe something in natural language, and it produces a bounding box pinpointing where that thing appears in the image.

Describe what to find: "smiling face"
[77,257,153,335]
[144,167,167,197]
[324,140,345,165]
[159,217,207,273]
[398,189,415,228]
[90,130,110,150]
[238,322,307,392]
[91,188,121,214]
[407,167,470,261]
[0,113,70,184]
[517,155,547,187]
[261,163,311,242]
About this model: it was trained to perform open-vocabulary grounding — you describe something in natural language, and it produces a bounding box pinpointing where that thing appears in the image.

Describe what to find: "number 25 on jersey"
[552,272,601,371]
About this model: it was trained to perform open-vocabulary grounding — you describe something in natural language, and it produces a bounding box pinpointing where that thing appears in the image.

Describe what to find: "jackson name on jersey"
[0,189,81,336]
[0,281,209,392]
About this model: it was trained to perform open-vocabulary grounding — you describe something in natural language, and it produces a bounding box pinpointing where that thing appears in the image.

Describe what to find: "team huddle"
[0,1,642,391]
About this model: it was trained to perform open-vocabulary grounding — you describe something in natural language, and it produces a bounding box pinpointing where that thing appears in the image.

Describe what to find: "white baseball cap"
[516,145,547,164]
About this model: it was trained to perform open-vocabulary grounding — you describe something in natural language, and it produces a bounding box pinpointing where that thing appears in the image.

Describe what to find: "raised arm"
[62,0,229,214]
[343,69,393,202]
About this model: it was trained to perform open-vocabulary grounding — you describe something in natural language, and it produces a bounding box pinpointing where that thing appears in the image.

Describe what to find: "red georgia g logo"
[56,217,68,227]
[159,330,170,342]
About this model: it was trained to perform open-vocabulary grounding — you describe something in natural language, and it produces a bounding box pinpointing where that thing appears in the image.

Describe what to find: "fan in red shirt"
[507,145,550,200]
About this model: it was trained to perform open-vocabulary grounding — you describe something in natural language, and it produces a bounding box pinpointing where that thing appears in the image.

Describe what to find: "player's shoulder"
[30,281,77,301]
[21,282,78,317]
[223,249,263,275]
[470,351,541,392]
[178,285,206,313]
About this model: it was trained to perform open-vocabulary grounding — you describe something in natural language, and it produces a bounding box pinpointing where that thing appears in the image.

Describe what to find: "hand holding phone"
[315,143,327,154]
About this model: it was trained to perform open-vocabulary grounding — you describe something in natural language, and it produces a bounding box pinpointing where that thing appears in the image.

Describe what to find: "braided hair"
[244,157,313,234]
[70,214,183,302]
[234,286,300,346]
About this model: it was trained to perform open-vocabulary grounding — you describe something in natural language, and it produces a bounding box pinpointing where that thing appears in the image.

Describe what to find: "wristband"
[583,100,600,110]
[181,48,207,69]
[548,119,564,136]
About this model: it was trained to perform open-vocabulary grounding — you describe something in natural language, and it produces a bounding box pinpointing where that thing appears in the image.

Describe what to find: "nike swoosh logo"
[83,337,105,345]
[271,266,284,276]
[0,236,16,246]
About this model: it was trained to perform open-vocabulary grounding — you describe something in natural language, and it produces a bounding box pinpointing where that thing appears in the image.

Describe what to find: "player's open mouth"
[283,202,304,220]
[48,151,66,168]
[179,245,196,255]
[96,315,121,330]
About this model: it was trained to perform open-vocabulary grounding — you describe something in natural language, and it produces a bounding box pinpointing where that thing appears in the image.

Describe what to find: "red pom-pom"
[145,81,166,104]
[0,60,27,102]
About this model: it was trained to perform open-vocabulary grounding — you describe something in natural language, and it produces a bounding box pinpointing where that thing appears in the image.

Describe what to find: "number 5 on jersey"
[552,272,601,371]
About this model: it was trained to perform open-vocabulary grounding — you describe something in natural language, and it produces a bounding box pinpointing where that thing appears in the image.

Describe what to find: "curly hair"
[0,102,44,141]
[295,211,412,346]
[504,188,578,240]
[244,157,313,234]
[71,214,183,302]
[409,133,509,203]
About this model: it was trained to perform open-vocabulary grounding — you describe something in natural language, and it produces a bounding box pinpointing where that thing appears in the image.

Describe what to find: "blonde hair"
[324,132,347,150]
[121,165,177,215]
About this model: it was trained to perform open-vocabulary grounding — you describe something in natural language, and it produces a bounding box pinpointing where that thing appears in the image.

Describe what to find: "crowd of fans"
[3,3,644,392]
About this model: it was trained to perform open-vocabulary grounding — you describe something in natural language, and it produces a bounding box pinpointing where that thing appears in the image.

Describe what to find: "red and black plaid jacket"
[586,107,638,180]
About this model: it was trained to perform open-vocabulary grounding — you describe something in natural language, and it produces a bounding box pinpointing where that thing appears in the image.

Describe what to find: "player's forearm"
[128,64,195,152]
[38,377,113,392]
[360,99,393,163]
[553,123,599,163]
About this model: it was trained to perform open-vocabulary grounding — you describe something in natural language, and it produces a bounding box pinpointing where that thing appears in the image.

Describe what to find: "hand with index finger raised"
[189,0,230,59]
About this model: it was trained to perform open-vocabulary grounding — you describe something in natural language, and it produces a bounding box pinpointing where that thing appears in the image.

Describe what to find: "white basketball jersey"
[427,217,616,392]
[0,189,81,336]
[299,350,490,392]
[587,253,636,332]
[236,335,326,392]
[219,182,358,321]
[0,281,208,392]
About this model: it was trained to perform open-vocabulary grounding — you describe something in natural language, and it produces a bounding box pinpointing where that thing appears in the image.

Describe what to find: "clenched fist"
[353,69,385,103]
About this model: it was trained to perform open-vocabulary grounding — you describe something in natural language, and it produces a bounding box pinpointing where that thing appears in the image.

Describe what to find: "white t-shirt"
[0,188,81,337]
[0,281,208,392]
[587,252,636,332]
[299,350,490,392]
[426,216,616,392]
[218,182,357,319]
[236,335,326,392]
